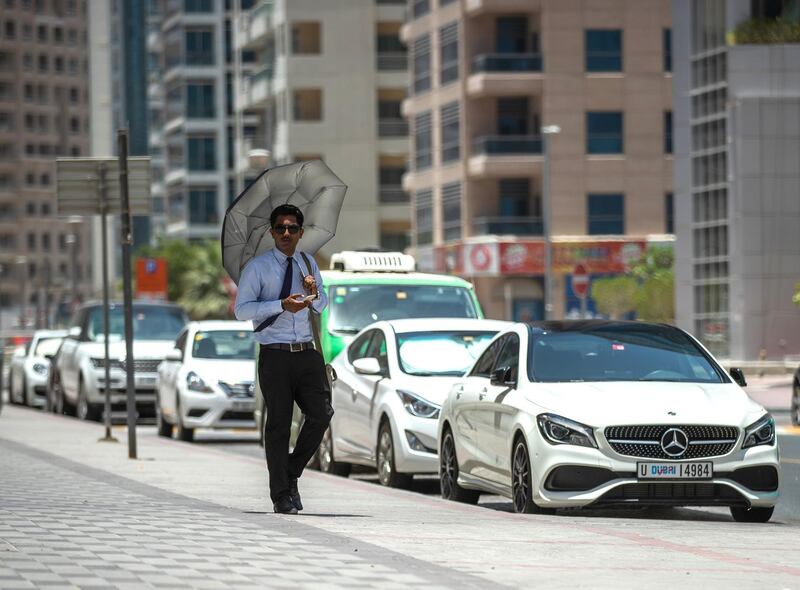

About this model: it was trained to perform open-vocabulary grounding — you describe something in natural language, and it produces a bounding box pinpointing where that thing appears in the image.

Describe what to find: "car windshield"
[527,324,725,383]
[86,305,186,342]
[397,331,497,377]
[328,284,478,333]
[192,330,254,360]
[34,337,62,358]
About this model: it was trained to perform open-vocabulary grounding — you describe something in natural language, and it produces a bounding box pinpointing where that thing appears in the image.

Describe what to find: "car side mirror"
[491,366,516,387]
[353,357,382,375]
[730,367,747,387]
[44,353,55,360]
[165,348,182,362]
[68,326,81,339]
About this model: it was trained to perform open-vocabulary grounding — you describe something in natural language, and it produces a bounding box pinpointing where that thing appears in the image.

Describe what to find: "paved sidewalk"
[1,406,800,589]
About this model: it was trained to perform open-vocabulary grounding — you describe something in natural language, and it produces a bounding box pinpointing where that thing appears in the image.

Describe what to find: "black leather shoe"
[289,479,303,511]
[273,496,298,514]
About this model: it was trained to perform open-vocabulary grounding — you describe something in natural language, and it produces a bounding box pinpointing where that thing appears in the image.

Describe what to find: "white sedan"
[319,318,511,487]
[8,330,66,407]
[438,320,780,523]
[156,321,257,442]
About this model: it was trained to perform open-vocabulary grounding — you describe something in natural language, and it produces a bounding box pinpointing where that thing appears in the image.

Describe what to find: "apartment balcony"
[238,65,273,110]
[472,216,543,236]
[378,185,409,204]
[378,119,409,137]
[377,52,407,71]
[464,0,541,16]
[468,135,543,178]
[236,2,272,51]
[468,53,544,98]
[237,135,269,174]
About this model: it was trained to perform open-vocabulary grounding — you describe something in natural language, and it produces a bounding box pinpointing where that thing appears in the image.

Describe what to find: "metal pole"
[99,163,117,443]
[542,134,553,321]
[118,130,137,459]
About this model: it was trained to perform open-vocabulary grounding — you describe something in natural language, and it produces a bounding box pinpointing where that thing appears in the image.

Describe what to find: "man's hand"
[302,274,318,296]
[281,293,312,313]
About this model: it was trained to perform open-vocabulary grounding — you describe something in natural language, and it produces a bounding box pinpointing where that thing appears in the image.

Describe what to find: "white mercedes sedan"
[319,318,511,487]
[438,321,780,523]
[156,321,257,442]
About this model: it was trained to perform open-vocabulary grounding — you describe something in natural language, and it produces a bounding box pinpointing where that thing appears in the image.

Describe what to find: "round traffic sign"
[573,263,589,298]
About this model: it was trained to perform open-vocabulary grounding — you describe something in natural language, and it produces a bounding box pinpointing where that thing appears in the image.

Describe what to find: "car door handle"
[455,386,463,399]
[478,388,487,401]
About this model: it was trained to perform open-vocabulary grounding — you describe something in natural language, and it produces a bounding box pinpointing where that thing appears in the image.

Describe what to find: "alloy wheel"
[512,441,531,513]
[77,384,89,420]
[440,434,457,499]
[377,429,394,486]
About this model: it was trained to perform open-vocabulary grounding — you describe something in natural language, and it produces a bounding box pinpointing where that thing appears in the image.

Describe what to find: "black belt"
[263,342,315,353]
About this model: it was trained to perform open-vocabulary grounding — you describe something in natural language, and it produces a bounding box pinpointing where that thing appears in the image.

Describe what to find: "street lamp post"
[541,125,561,321]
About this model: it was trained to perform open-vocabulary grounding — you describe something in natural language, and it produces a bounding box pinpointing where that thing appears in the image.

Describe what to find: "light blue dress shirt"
[234,248,328,345]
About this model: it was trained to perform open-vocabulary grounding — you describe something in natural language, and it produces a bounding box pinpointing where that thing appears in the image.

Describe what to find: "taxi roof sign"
[330,251,415,273]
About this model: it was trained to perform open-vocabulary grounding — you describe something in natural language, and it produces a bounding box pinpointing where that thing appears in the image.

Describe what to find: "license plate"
[637,462,713,480]
[232,400,254,412]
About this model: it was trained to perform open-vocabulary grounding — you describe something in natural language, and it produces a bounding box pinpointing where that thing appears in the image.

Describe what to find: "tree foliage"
[793,282,800,307]
[135,239,232,320]
[591,246,675,322]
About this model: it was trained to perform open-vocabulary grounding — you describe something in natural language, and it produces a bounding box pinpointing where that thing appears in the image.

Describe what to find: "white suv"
[55,301,188,421]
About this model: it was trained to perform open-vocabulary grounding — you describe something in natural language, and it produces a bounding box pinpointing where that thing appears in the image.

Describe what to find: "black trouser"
[258,345,333,503]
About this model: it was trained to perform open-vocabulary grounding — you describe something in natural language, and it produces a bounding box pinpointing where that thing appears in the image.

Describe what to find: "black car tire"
[791,378,799,427]
[156,396,173,438]
[175,398,194,442]
[376,421,412,488]
[511,437,553,515]
[440,429,479,504]
[318,426,350,477]
[730,505,774,523]
[77,379,100,421]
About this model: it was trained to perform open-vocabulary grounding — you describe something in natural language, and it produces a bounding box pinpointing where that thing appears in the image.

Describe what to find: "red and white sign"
[135,258,168,300]
[572,263,590,299]
[463,243,499,276]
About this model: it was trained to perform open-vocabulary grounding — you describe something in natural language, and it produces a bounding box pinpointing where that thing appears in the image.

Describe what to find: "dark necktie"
[255,257,293,332]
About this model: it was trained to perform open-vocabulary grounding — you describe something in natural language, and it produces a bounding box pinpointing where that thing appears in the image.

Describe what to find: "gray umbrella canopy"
[222,160,347,284]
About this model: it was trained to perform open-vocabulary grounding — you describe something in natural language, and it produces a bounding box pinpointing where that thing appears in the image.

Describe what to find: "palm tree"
[178,241,231,320]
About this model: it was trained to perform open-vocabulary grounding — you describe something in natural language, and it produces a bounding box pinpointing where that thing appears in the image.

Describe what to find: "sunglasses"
[273,224,301,235]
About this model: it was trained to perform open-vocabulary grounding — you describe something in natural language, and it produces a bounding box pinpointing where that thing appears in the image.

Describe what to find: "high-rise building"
[0,0,93,327]
[673,0,800,359]
[234,0,411,262]
[402,0,674,321]
[148,0,257,241]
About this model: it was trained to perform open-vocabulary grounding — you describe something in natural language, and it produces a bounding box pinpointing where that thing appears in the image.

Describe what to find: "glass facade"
[189,188,217,224]
[186,82,215,118]
[187,136,216,171]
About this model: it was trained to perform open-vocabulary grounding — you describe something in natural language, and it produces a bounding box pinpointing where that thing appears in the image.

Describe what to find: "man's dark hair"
[270,204,304,227]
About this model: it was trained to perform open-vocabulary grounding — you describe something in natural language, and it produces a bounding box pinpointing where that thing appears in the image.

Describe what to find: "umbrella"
[221,160,347,284]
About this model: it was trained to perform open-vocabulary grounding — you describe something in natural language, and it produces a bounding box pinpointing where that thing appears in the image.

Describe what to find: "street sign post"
[573,263,590,318]
[55,152,151,456]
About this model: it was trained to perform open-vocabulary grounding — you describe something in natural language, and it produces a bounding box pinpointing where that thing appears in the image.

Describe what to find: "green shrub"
[731,18,800,44]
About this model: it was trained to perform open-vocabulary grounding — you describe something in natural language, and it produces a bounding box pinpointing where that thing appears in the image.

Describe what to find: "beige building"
[402,0,674,321]
[234,0,411,263]
[0,0,92,328]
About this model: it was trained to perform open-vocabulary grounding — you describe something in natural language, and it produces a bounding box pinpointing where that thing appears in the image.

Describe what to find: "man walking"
[234,204,333,514]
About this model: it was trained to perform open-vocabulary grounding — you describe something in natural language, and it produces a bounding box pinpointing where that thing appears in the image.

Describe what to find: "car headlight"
[32,363,49,375]
[186,371,214,393]
[537,413,597,448]
[742,414,775,449]
[396,390,440,419]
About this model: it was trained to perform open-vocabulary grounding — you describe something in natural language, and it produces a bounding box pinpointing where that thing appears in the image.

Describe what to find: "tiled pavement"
[0,439,496,590]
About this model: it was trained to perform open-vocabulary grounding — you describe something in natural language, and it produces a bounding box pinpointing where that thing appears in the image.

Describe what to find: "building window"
[38,54,48,72]
[587,193,625,235]
[187,136,216,171]
[412,34,431,94]
[291,22,321,54]
[440,22,458,85]
[585,29,622,72]
[379,165,407,203]
[378,98,407,136]
[37,24,47,42]
[411,0,429,19]
[376,31,406,71]
[413,111,432,170]
[380,231,409,252]
[4,21,15,39]
[185,29,214,65]
[441,182,461,241]
[586,111,623,154]
[42,233,50,251]
[186,82,215,118]
[189,188,218,224]
[27,232,35,249]
[440,101,460,163]
[663,28,672,72]
[497,97,532,135]
[292,88,322,121]
[184,0,213,12]
[496,16,528,52]
[415,188,433,246]
[664,111,673,154]
[665,192,674,234]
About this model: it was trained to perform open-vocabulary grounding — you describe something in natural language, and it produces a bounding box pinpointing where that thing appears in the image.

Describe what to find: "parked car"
[316,318,510,486]
[156,321,256,442]
[8,330,66,407]
[254,250,487,445]
[56,301,188,421]
[438,320,780,523]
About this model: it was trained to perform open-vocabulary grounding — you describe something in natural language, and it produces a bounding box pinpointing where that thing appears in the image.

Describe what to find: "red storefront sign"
[135,258,168,299]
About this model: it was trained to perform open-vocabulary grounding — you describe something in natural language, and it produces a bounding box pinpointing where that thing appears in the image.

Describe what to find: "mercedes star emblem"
[660,428,689,457]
